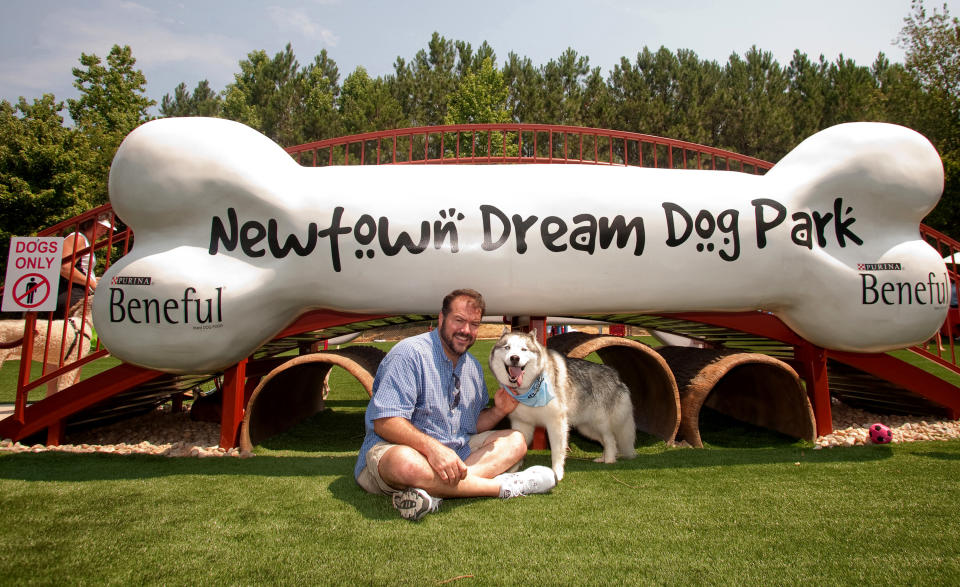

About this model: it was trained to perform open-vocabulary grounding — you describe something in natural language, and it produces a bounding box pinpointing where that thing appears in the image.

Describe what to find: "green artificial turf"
[2,336,960,583]
[1,405,958,584]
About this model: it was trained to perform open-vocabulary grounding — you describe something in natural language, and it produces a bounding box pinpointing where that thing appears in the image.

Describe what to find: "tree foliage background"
[1,0,959,283]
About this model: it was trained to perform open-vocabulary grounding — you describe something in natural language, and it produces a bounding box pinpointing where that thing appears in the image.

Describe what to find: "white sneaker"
[392,487,441,521]
[495,465,557,498]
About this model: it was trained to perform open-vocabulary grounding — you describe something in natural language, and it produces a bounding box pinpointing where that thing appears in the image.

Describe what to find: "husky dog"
[489,330,636,481]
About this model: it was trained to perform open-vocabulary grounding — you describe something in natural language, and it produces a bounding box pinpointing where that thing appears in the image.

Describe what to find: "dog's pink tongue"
[508,366,523,387]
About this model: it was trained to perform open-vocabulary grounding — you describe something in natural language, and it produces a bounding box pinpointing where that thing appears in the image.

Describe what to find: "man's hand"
[494,387,519,416]
[425,441,468,485]
[475,388,520,432]
[373,416,468,486]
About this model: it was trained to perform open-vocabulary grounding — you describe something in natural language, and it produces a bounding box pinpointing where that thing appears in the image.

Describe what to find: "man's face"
[437,296,482,360]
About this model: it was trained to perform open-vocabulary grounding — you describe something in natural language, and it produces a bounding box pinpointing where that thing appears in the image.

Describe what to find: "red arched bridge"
[2,123,959,449]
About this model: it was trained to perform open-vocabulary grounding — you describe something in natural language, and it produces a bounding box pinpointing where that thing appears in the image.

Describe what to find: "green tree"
[160,80,222,117]
[0,95,93,282]
[786,51,828,143]
[339,66,404,135]
[67,44,155,205]
[444,57,518,159]
[609,47,677,136]
[502,52,544,123]
[392,33,458,126]
[609,47,722,144]
[454,40,496,79]
[897,0,960,238]
[871,55,944,140]
[668,49,724,146]
[222,44,340,146]
[444,57,510,124]
[301,50,342,142]
[579,66,615,129]
[924,151,960,232]
[822,55,884,127]
[541,48,591,125]
[898,1,960,119]
[715,47,793,161]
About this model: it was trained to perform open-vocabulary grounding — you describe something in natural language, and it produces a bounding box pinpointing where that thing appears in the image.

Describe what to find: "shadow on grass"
[0,402,896,488]
[557,441,892,476]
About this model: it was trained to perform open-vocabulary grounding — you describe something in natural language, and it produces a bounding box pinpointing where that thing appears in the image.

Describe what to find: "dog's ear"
[530,328,537,340]
[501,325,509,336]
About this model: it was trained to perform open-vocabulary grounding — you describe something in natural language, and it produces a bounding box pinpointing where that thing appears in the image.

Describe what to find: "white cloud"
[266,6,339,46]
[1,0,245,101]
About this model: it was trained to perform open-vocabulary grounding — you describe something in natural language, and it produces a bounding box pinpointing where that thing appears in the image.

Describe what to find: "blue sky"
[0,0,953,115]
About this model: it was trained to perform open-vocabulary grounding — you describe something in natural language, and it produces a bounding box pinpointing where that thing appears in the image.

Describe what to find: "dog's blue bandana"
[506,375,555,407]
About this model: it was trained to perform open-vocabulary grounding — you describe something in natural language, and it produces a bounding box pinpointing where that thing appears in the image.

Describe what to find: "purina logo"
[857,263,902,271]
[111,276,153,285]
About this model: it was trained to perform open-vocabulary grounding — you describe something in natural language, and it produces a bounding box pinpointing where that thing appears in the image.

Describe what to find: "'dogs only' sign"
[94,118,947,373]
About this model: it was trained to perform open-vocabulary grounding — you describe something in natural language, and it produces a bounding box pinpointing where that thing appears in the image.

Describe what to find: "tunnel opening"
[657,346,815,447]
[546,332,681,442]
[239,346,386,452]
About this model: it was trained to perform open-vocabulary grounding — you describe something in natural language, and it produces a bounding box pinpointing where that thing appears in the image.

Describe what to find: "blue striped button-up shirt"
[354,329,488,479]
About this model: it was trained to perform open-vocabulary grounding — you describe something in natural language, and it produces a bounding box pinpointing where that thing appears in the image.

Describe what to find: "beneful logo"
[108,286,224,327]
[860,271,948,306]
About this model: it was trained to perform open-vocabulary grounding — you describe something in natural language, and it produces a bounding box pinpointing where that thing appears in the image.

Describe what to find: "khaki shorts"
[355,430,497,496]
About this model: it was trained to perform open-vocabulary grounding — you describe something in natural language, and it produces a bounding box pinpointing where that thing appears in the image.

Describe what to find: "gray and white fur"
[489,329,636,481]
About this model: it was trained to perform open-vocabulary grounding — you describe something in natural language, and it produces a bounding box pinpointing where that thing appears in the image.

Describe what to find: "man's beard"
[440,324,475,357]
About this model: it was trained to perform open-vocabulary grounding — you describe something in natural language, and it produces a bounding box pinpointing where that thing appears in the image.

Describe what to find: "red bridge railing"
[285,123,773,174]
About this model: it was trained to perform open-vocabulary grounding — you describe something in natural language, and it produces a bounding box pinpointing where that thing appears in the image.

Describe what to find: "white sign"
[3,237,62,312]
[95,118,947,373]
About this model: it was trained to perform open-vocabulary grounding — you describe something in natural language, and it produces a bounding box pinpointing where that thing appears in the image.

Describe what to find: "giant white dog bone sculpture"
[95,118,947,373]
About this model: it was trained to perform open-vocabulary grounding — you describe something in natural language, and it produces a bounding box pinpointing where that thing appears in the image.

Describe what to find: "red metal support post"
[793,342,833,437]
[46,420,64,445]
[14,312,37,424]
[220,359,248,449]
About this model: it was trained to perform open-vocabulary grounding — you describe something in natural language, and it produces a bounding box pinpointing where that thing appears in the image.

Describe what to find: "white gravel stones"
[813,397,960,449]
[0,405,245,458]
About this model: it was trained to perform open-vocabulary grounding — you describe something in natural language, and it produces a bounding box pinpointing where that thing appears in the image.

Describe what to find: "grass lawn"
[1,411,958,584]
[1,336,960,583]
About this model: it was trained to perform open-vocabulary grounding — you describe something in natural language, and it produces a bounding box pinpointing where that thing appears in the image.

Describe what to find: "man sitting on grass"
[354,288,556,521]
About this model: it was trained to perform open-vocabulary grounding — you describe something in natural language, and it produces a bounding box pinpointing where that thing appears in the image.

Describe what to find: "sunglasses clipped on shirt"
[450,372,461,410]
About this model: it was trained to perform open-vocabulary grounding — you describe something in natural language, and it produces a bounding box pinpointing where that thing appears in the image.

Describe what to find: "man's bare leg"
[377,430,526,498]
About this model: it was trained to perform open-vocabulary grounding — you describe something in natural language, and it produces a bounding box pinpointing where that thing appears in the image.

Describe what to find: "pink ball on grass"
[869,423,892,444]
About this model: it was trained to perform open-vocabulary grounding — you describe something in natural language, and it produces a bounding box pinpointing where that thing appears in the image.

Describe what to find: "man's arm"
[373,416,468,484]
[60,238,97,291]
[475,388,518,433]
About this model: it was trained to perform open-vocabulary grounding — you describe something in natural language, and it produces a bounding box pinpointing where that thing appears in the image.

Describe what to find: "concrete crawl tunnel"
[239,346,386,452]
[656,346,816,447]
[546,332,681,442]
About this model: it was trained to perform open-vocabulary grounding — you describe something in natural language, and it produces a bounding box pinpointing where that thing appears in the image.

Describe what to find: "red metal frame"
[285,123,772,173]
[0,363,165,442]
[2,206,130,405]
[4,123,959,448]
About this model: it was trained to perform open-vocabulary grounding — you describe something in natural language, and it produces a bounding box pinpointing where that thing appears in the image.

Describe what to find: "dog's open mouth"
[507,364,524,388]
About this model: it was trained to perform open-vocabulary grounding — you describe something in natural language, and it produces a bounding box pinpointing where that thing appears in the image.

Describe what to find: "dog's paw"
[553,467,565,481]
